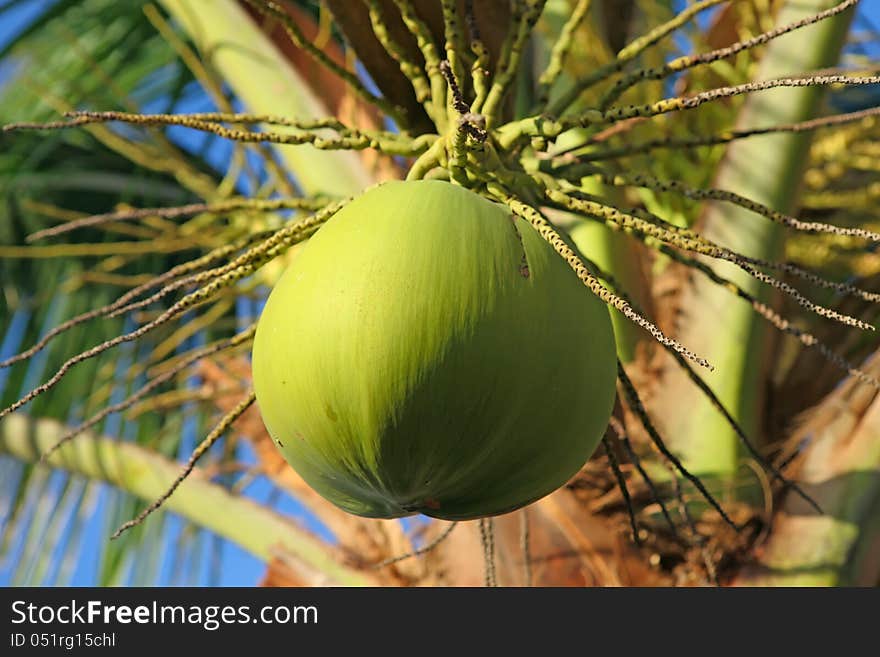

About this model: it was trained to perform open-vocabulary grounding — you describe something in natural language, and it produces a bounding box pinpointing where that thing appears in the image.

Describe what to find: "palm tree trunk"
[647,0,856,482]
[734,351,880,586]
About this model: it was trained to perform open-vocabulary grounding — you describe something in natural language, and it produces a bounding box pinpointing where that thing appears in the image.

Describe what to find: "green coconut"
[252,180,617,520]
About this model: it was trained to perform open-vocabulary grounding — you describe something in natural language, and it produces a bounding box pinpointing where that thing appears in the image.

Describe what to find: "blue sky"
[1,0,879,587]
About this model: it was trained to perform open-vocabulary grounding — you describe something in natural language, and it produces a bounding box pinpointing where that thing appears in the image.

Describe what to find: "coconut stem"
[479,517,498,587]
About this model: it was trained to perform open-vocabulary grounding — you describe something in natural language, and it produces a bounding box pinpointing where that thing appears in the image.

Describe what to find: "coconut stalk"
[537,2,649,362]
[158,0,371,196]
[567,192,650,363]
[0,412,375,586]
[647,0,857,481]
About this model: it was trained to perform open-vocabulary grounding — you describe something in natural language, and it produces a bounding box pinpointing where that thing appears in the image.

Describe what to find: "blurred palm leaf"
[0,0,229,586]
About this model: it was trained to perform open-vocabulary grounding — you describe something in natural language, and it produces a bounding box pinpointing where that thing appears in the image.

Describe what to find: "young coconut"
[252,180,617,520]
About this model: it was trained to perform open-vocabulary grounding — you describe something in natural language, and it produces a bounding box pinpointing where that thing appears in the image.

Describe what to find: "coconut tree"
[1,0,879,586]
